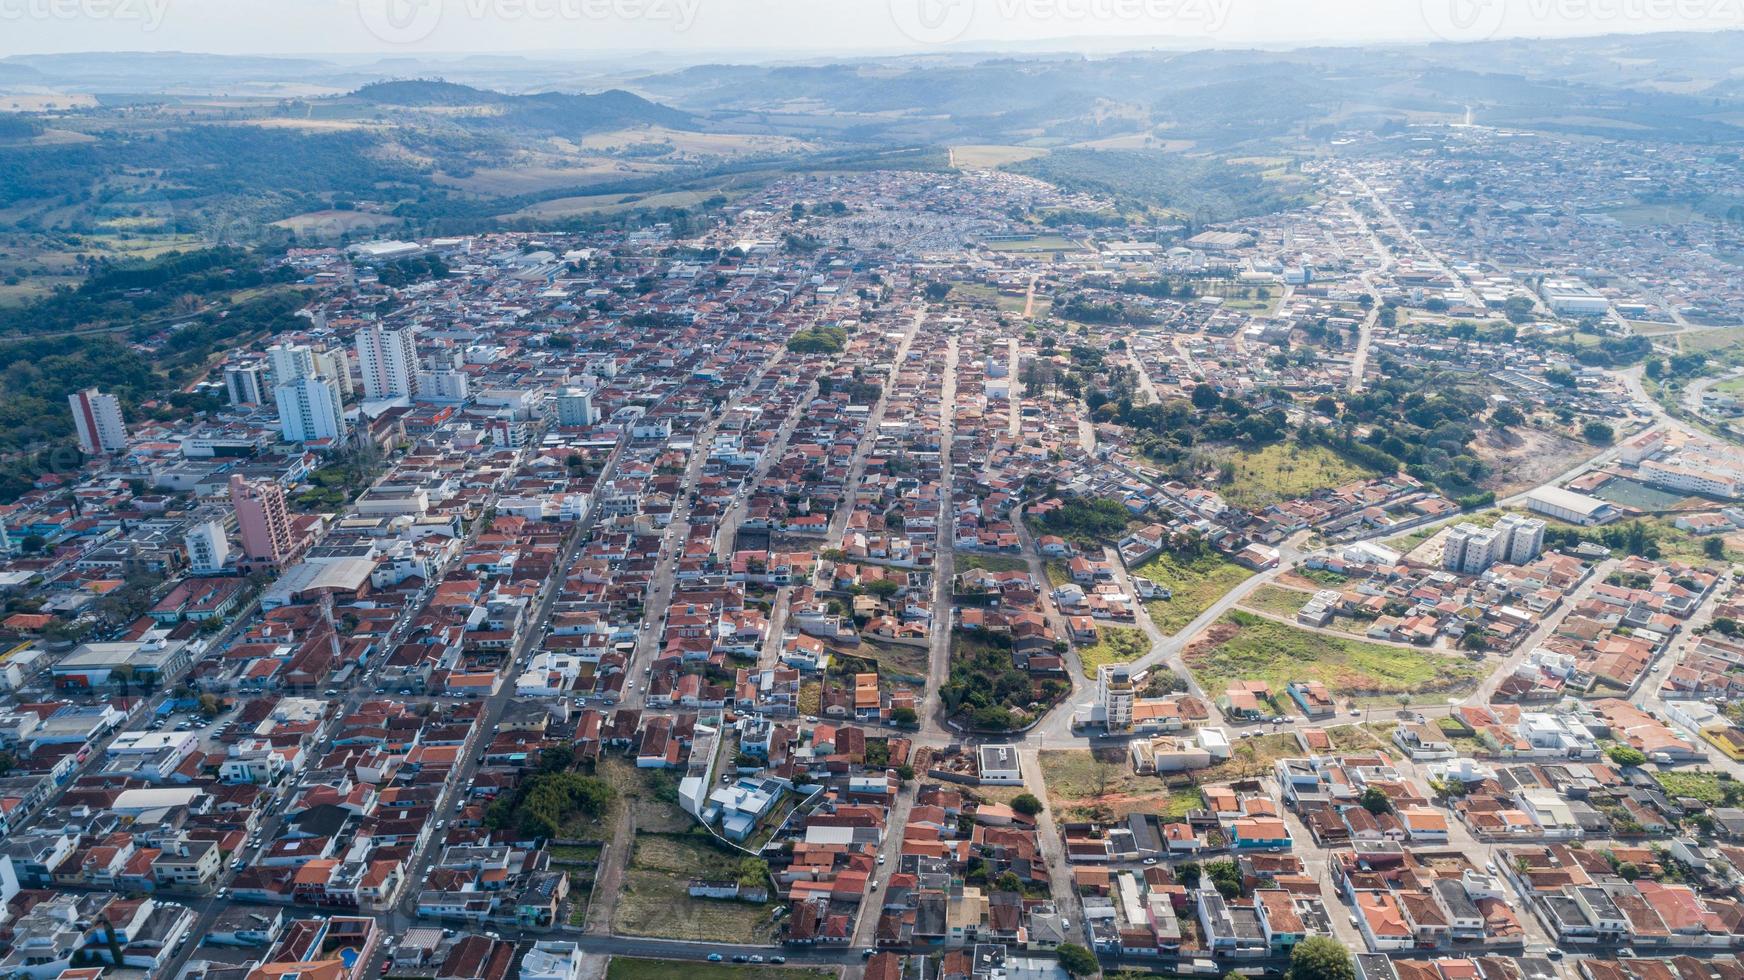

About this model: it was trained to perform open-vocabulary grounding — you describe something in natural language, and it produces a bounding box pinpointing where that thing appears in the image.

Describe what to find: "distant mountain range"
[347,79,694,133]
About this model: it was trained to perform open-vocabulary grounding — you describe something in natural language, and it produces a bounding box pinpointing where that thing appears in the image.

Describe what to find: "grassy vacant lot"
[596,756,690,835]
[1216,441,1377,510]
[1077,625,1150,678]
[1679,327,1744,355]
[1039,748,1201,820]
[1240,584,1316,618]
[1655,770,1739,806]
[607,959,835,980]
[959,553,1032,574]
[985,235,1083,253]
[1185,610,1483,699]
[1134,552,1256,635]
[614,834,778,944]
[1197,733,1307,782]
[953,143,1048,168]
[846,639,930,682]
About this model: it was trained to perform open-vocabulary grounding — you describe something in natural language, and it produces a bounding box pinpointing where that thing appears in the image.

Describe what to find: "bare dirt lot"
[1474,425,1595,497]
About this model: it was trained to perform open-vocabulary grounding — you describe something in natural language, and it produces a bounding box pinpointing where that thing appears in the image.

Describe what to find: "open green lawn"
[1134,552,1256,635]
[1216,440,1379,510]
[1184,610,1483,698]
[607,959,835,980]
[614,834,778,944]
[1076,625,1150,678]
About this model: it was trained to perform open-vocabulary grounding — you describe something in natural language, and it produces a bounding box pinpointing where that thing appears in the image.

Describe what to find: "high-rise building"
[554,387,598,427]
[418,368,470,404]
[417,346,469,404]
[184,520,231,575]
[274,375,348,444]
[266,343,319,387]
[68,387,127,454]
[230,475,295,569]
[1442,522,1501,575]
[356,323,421,400]
[1497,513,1547,565]
[1097,664,1136,733]
[224,362,269,406]
[312,345,354,400]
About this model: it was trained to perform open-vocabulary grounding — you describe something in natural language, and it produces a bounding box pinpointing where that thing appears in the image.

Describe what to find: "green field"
[1184,610,1482,698]
[1240,584,1317,618]
[1134,552,1256,635]
[952,143,1048,168]
[1680,328,1744,355]
[958,553,1032,574]
[607,959,834,980]
[1217,441,1379,510]
[984,235,1082,253]
[1655,770,1740,806]
[1076,625,1150,678]
[614,834,778,944]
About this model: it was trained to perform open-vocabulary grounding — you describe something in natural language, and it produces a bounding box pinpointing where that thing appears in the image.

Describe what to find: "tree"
[1582,420,1615,445]
[1012,793,1044,817]
[197,694,222,718]
[1489,403,1524,430]
[1055,943,1099,977]
[1704,537,1727,560]
[1360,787,1391,815]
[20,534,45,554]
[1289,936,1355,980]
[888,706,917,727]
[1606,745,1647,767]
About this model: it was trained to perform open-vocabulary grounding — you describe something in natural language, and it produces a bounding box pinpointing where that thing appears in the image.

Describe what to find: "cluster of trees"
[1033,497,1132,542]
[1011,149,1309,224]
[786,325,847,354]
[483,768,614,840]
[373,254,450,288]
[1174,858,1244,899]
[940,636,1067,731]
[1052,293,1156,326]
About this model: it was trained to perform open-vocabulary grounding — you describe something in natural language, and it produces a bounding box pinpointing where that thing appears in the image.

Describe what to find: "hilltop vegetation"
[1009,150,1312,223]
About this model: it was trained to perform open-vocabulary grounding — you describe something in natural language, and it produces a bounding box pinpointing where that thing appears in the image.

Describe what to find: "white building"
[1639,458,1742,500]
[69,387,127,454]
[266,343,319,387]
[1442,523,1500,575]
[1539,277,1609,317]
[356,323,421,400]
[224,362,268,406]
[1097,663,1136,732]
[275,375,348,444]
[1527,486,1617,526]
[554,387,598,427]
[520,942,585,980]
[184,520,230,575]
[1497,513,1547,565]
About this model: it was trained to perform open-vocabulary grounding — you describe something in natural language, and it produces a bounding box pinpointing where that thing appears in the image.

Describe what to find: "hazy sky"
[2,0,1741,57]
